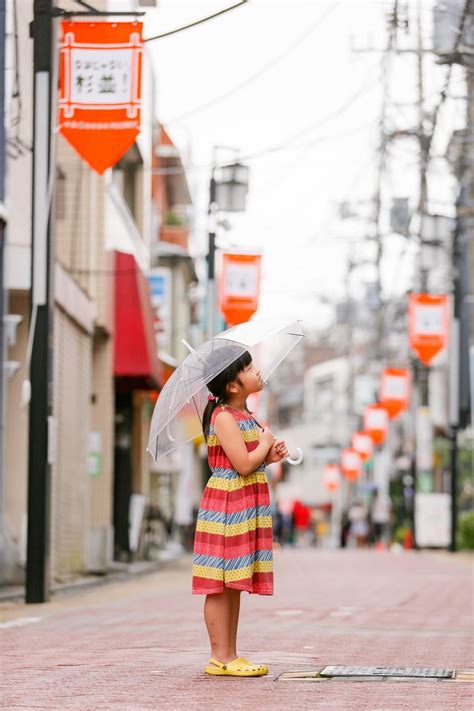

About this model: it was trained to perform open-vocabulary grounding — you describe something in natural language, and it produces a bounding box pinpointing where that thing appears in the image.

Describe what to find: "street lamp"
[214,163,249,213]
[207,153,249,338]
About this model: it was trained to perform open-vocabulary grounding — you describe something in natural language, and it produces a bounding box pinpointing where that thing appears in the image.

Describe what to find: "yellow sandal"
[204,658,268,677]
[236,657,268,675]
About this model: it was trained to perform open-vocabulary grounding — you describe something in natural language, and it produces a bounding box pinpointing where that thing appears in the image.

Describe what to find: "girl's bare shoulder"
[213,408,241,431]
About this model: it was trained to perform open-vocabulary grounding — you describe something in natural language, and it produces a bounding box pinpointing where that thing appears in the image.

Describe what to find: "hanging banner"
[351,431,373,462]
[408,294,449,366]
[340,449,362,481]
[363,403,389,446]
[323,463,341,492]
[219,253,261,326]
[380,367,410,419]
[59,21,143,174]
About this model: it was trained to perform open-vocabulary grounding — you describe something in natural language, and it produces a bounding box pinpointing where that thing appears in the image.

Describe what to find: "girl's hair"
[202,345,252,439]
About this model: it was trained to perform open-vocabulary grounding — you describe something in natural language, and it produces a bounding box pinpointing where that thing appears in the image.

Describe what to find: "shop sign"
[323,463,341,491]
[380,367,410,419]
[59,21,143,174]
[414,493,450,548]
[351,431,373,461]
[340,448,362,481]
[363,403,389,446]
[408,293,449,365]
[219,253,261,326]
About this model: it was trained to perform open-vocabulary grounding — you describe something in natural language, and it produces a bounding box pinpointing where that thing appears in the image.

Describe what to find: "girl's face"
[235,360,264,395]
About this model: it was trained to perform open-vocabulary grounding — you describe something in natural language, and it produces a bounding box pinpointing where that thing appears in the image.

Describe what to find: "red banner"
[380,367,410,419]
[351,431,373,462]
[340,449,362,481]
[59,22,143,174]
[219,253,261,326]
[363,403,389,446]
[323,463,341,492]
[408,294,449,366]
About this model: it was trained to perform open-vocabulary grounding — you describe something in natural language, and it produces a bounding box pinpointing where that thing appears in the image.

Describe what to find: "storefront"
[113,251,163,560]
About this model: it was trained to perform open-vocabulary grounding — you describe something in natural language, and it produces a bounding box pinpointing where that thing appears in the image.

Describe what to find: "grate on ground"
[320,666,454,679]
[276,666,474,683]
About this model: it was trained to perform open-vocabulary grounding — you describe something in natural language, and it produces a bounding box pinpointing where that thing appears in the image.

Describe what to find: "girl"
[192,345,288,677]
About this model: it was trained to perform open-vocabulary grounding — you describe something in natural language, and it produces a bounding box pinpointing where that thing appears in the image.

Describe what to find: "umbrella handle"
[285,448,304,466]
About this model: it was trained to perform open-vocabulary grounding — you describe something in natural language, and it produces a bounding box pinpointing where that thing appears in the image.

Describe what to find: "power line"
[144,1,248,43]
[155,67,383,177]
[154,117,379,176]
[165,3,341,124]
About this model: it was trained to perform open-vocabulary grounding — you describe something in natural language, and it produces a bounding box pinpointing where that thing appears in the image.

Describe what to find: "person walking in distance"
[371,487,392,547]
[348,499,369,548]
[192,345,288,677]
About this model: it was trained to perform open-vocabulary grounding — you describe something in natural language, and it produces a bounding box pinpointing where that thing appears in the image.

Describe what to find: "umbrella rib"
[191,393,203,427]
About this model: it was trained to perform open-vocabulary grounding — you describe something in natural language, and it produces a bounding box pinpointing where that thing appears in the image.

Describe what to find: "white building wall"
[274,357,351,507]
[51,306,91,578]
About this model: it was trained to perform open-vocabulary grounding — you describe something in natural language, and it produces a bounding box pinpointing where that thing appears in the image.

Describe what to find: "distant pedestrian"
[340,509,351,548]
[371,488,392,546]
[192,346,289,677]
[348,500,369,548]
[293,499,311,546]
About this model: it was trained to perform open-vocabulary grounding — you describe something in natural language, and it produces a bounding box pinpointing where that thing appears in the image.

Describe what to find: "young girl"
[192,345,288,677]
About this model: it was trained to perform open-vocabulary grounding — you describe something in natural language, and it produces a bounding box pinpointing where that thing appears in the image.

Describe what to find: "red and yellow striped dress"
[192,405,274,595]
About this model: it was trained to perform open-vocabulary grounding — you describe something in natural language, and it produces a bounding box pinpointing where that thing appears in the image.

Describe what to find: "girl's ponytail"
[202,395,219,440]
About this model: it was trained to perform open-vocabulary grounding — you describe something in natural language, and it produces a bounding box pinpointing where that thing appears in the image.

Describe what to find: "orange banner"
[408,294,449,366]
[323,463,341,492]
[380,367,410,419]
[351,431,373,462]
[363,403,389,446]
[219,253,261,326]
[59,22,143,174]
[340,449,362,481]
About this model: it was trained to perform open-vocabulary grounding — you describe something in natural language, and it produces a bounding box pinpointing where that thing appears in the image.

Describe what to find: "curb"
[0,551,189,605]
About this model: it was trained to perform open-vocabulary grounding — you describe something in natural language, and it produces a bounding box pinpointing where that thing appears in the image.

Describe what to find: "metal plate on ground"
[320,666,453,679]
[276,667,474,683]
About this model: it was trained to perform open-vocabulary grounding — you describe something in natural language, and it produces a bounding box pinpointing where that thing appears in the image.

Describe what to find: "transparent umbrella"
[147,318,304,463]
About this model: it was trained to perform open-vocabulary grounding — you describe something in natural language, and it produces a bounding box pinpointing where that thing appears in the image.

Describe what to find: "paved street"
[1,549,473,710]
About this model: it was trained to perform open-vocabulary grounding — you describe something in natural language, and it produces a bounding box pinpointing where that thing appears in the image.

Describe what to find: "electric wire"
[6,0,31,159]
[144,1,249,43]
[165,3,341,124]
[156,69,384,177]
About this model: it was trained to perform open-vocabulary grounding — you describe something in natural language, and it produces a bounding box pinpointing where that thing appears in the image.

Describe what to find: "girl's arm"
[214,411,274,476]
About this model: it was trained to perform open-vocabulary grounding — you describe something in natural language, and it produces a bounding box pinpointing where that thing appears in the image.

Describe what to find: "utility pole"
[26,0,54,603]
[207,166,217,340]
[410,0,430,550]
[448,7,474,551]
[416,0,430,406]
[0,0,7,584]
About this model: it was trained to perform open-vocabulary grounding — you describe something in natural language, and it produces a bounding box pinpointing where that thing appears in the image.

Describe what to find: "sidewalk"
[1,549,473,710]
[0,542,185,603]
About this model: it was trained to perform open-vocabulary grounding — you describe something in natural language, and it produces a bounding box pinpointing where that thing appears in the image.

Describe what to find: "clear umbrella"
[147,318,304,463]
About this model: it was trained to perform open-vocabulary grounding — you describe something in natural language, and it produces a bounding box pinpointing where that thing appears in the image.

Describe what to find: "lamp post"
[207,153,249,339]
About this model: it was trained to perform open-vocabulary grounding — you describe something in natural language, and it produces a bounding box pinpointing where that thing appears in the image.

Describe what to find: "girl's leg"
[204,589,234,663]
[228,588,241,659]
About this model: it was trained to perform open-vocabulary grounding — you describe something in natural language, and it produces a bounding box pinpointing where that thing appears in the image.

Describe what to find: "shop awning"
[114,251,163,390]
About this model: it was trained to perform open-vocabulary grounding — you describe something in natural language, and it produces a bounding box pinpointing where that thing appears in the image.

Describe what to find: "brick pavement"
[1,549,473,710]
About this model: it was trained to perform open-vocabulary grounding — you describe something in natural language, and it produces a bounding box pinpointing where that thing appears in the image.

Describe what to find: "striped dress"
[192,405,274,596]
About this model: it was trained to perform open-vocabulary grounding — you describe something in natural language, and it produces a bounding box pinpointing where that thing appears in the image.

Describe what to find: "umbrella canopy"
[147,318,304,461]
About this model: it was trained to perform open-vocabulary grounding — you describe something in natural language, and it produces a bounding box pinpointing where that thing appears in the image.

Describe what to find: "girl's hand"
[265,439,289,463]
[260,427,275,449]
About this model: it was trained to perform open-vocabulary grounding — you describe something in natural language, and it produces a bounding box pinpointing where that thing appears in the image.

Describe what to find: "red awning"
[113,251,163,389]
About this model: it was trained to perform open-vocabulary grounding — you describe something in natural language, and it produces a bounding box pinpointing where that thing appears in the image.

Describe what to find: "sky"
[141,0,467,331]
